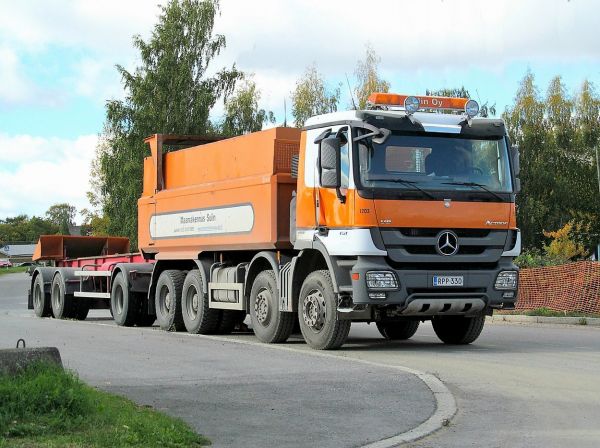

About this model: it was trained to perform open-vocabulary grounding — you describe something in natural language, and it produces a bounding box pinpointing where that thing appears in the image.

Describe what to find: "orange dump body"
[138,128,301,259]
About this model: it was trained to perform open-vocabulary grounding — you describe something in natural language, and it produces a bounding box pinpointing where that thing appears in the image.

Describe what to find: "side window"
[339,129,350,189]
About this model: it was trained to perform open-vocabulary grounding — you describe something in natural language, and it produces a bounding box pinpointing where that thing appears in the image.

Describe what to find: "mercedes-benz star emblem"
[436,230,459,256]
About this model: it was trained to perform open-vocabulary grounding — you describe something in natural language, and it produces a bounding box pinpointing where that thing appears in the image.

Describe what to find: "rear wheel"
[432,315,486,344]
[181,270,221,334]
[377,320,420,340]
[298,270,350,350]
[51,274,74,319]
[249,270,294,343]
[111,272,138,326]
[32,274,52,318]
[155,270,185,331]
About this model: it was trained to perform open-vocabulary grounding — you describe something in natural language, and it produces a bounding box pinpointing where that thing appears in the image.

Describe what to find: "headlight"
[366,271,398,289]
[495,271,518,290]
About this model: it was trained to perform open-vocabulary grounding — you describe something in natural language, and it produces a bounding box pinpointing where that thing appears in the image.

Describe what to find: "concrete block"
[0,347,63,375]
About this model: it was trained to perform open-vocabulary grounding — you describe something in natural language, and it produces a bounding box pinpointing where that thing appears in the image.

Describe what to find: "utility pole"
[596,145,600,195]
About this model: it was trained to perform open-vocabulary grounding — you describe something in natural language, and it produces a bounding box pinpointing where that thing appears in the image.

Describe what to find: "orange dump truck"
[29,93,521,349]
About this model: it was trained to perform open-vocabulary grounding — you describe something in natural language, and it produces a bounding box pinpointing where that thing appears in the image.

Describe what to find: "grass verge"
[0,362,209,447]
[0,266,28,276]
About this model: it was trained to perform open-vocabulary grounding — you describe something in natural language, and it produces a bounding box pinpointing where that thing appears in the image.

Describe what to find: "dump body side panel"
[139,128,301,258]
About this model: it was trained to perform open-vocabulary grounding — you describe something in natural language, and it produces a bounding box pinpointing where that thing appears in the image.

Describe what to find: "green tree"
[0,215,59,245]
[354,44,390,109]
[45,203,76,235]
[504,72,600,249]
[95,0,241,248]
[221,78,275,136]
[291,65,340,128]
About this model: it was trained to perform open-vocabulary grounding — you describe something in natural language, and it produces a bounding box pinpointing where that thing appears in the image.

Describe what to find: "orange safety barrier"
[517,261,600,314]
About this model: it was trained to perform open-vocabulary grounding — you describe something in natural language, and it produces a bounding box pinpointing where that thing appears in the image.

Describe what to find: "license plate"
[433,275,464,287]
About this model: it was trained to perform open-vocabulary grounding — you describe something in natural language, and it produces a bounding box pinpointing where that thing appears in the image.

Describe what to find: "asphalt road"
[0,273,435,448]
[3,272,600,447]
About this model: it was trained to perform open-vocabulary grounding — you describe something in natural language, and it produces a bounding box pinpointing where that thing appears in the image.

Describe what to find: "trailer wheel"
[111,272,139,326]
[50,274,74,319]
[32,274,52,318]
[298,270,350,350]
[181,270,221,334]
[248,270,293,343]
[377,320,420,340]
[73,303,90,321]
[432,315,486,345]
[155,270,185,331]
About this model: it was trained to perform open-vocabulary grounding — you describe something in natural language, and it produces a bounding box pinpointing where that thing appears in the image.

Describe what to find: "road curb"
[489,314,600,327]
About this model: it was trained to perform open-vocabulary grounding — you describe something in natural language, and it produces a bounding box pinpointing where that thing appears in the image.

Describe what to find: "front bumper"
[350,256,518,312]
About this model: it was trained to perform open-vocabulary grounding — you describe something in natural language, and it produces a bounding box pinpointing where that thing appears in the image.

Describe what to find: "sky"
[0,0,599,222]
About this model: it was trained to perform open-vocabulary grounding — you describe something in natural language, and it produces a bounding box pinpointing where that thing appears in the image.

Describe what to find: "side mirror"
[319,136,341,189]
[510,144,520,176]
[510,144,521,193]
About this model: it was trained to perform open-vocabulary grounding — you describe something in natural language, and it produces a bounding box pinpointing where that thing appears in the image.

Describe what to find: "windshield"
[358,132,512,193]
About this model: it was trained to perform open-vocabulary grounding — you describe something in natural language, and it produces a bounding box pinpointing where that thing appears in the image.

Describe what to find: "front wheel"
[377,320,420,340]
[432,315,486,344]
[249,270,294,343]
[298,270,350,350]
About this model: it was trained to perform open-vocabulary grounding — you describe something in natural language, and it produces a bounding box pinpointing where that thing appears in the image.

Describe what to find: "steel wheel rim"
[52,282,61,311]
[254,288,271,327]
[159,285,171,314]
[114,285,124,315]
[302,289,326,332]
[186,286,199,320]
[33,283,42,310]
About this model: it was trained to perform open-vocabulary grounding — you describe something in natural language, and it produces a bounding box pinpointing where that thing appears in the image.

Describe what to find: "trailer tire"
[32,274,52,318]
[298,270,350,350]
[181,270,221,334]
[249,270,294,343]
[432,315,486,345]
[73,303,90,321]
[377,320,420,340]
[51,274,75,319]
[111,272,138,327]
[155,270,185,332]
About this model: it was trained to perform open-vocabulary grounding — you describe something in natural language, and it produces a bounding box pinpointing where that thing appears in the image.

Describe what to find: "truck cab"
[291,93,520,345]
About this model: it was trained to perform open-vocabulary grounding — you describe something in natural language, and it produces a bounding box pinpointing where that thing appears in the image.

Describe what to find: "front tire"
[32,274,52,317]
[155,270,185,331]
[377,320,420,340]
[432,315,486,344]
[249,270,294,343]
[181,270,221,334]
[298,270,350,350]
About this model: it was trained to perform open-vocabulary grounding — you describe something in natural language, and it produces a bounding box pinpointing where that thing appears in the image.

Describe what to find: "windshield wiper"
[442,181,505,201]
[365,177,436,200]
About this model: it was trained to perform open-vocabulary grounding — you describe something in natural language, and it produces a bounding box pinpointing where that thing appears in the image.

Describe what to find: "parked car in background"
[0,259,13,268]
